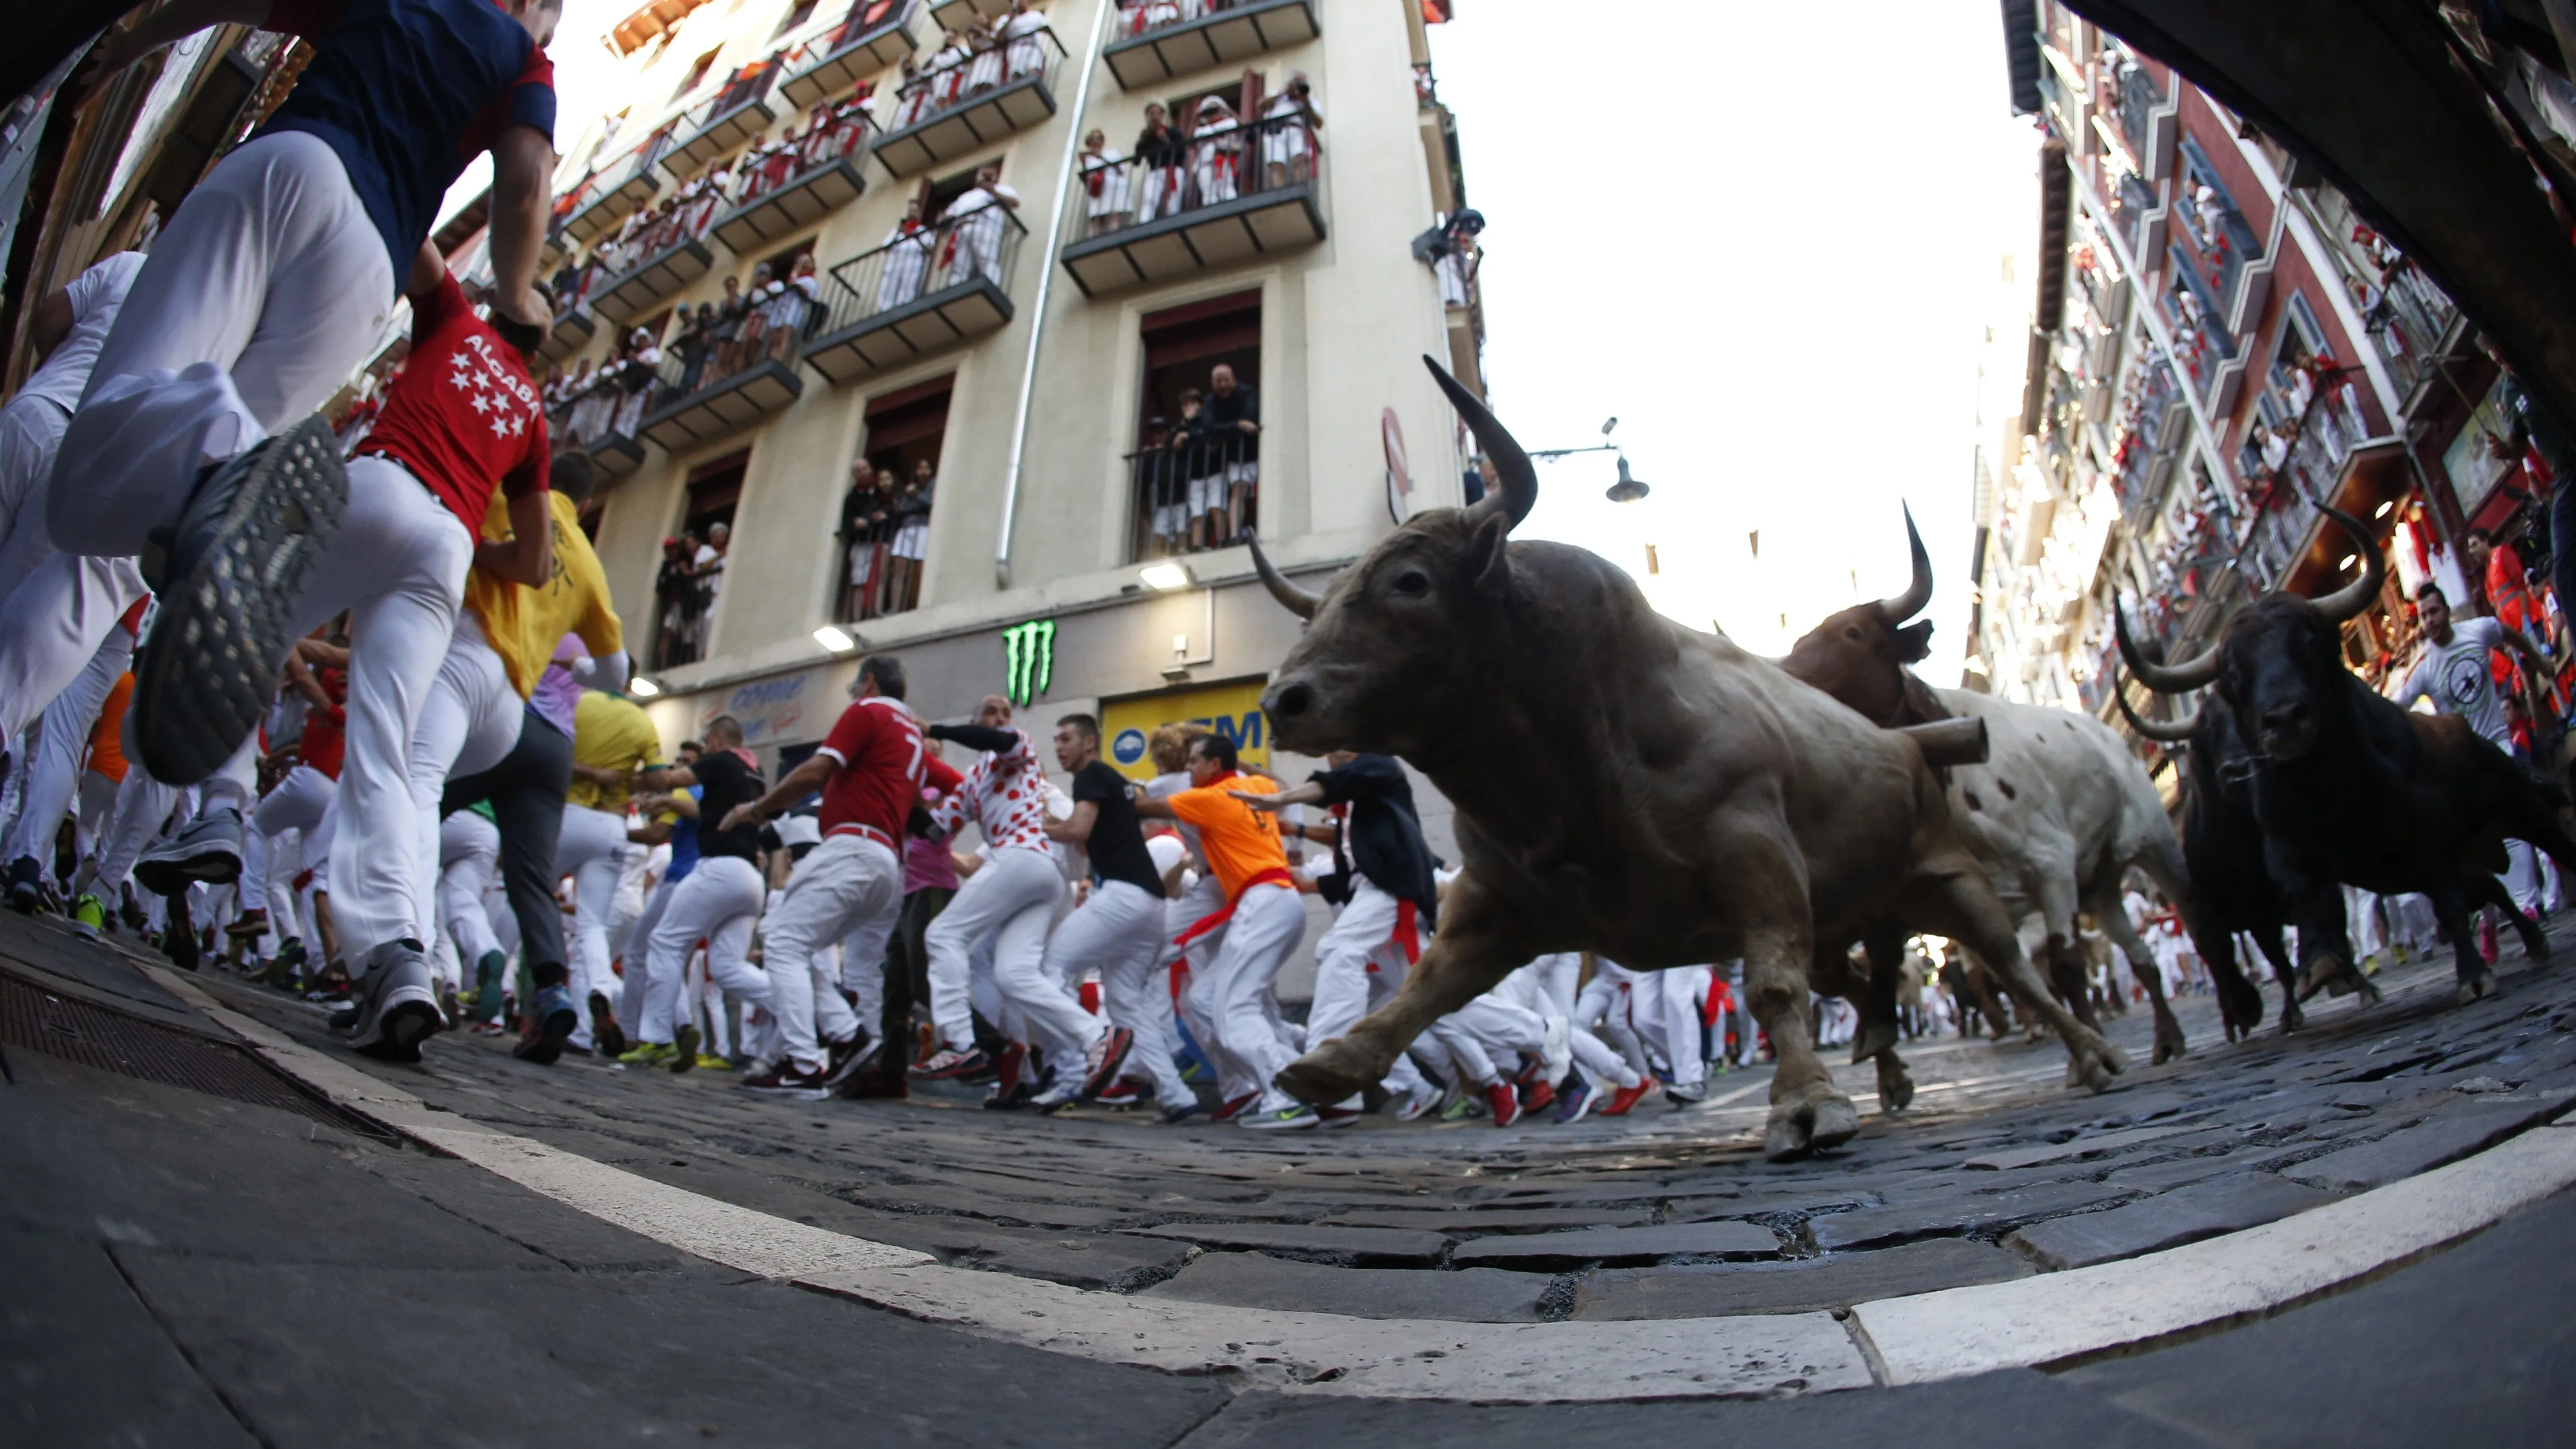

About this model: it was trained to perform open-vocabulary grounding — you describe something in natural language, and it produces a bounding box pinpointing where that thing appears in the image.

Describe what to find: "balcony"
[778,0,920,111]
[637,347,805,452]
[589,236,716,327]
[804,207,1024,384]
[710,149,871,255]
[560,137,669,250]
[927,0,1010,26]
[551,376,655,480]
[1058,110,1324,297]
[1123,430,1260,562]
[1103,0,1319,90]
[538,307,594,365]
[871,28,1062,178]
[662,68,779,183]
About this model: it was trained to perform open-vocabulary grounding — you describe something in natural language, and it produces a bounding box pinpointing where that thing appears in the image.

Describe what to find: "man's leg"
[760,836,898,1081]
[3,630,131,900]
[562,810,633,1052]
[622,877,675,1035]
[1065,882,1190,1103]
[983,854,1091,1063]
[1214,885,1309,1115]
[922,852,1057,1056]
[646,859,766,1046]
[0,554,148,750]
[446,712,572,994]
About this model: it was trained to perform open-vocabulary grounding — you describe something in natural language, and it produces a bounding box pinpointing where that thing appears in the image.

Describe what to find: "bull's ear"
[1470,508,1512,597]
[1894,620,1934,663]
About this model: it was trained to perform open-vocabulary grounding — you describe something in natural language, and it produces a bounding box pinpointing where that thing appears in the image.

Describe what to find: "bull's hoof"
[2295,954,2344,1002]
[2151,1014,2187,1067]
[1274,1040,1379,1106]
[1764,1080,1860,1161]
[2218,977,2265,1040]
[2458,966,2496,1006]
[2062,1032,2127,1093]
[1850,1020,1899,1067]
[2279,994,2306,1035]
[1874,1052,1915,1114]
[2516,921,2551,962]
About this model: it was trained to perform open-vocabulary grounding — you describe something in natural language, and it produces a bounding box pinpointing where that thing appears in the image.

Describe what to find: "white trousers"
[0,394,70,603]
[558,802,633,1048]
[1199,881,1307,1110]
[438,810,503,967]
[1048,879,1184,1099]
[241,764,335,914]
[622,875,676,1032]
[52,131,392,558]
[408,618,523,943]
[2,628,129,866]
[1428,995,1546,1088]
[77,712,183,899]
[924,846,1093,1057]
[1634,965,1711,1089]
[1305,878,1429,1104]
[643,855,765,1045]
[760,833,899,1073]
[0,551,148,749]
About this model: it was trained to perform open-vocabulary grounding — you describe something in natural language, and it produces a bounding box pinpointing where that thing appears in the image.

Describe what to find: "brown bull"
[1251,360,2125,1160]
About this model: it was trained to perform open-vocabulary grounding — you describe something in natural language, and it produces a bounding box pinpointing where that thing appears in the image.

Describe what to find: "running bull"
[1781,513,2251,1068]
[1249,359,2126,1160]
[2118,507,2576,1005]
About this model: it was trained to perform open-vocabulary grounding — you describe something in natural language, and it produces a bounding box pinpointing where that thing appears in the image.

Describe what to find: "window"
[1129,290,1261,560]
[656,452,746,669]
[839,376,952,621]
[674,48,722,104]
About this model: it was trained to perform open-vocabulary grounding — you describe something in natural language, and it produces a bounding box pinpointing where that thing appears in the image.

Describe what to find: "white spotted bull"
[1250,360,2126,1160]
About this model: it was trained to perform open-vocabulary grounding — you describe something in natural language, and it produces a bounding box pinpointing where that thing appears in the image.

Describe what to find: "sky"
[459,1,2046,678]
[1425,0,2042,678]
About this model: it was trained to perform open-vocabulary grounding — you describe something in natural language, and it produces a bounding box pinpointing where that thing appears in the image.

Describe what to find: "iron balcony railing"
[1068,105,1321,236]
[1101,0,1321,89]
[809,202,1026,338]
[551,359,661,448]
[1123,428,1260,562]
[663,65,780,181]
[882,24,1062,135]
[777,0,916,108]
[835,499,932,621]
[2362,259,2462,404]
[647,279,826,408]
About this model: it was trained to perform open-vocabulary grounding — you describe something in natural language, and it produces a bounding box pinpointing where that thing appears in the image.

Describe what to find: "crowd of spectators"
[839,457,937,619]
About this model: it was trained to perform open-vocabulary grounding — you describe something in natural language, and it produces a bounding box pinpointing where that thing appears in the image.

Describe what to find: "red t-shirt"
[813,696,954,846]
[299,666,350,781]
[359,271,548,537]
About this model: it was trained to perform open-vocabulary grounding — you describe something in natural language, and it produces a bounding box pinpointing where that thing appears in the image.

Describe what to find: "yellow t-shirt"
[465,491,621,700]
[566,690,663,814]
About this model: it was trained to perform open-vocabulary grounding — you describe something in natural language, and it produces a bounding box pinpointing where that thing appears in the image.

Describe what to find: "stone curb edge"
[145,965,2576,1403]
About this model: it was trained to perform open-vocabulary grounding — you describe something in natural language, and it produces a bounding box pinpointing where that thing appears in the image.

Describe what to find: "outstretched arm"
[488,124,558,330]
[721,752,837,833]
[1229,780,1325,812]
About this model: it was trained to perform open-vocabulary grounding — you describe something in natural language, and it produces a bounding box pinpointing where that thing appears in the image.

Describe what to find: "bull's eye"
[1391,568,1431,598]
[1844,626,1863,641]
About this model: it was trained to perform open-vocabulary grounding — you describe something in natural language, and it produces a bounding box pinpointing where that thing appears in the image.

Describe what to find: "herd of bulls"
[1244,358,2576,1161]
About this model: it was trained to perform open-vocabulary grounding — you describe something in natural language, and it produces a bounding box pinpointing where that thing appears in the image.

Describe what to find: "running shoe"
[1664,1084,1705,1108]
[1485,1082,1523,1128]
[819,1033,875,1091]
[1317,1105,1364,1128]
[1093,1077,1144,1107]
[618,1041,678,1069]
[256,937,307,987]
[512,984,580,1065]
[693,1053,736,1072]
[303,964,351,1003]
[1157,1097,1203,1125]
[1210,1091,1260,1124]
[1520,1077,1557,1117]
[1239,1102,1319,1131]
[909,1045,991,1081]
[132,414,347,785]
[1030,1070,1084,1114]
[741,1062,829,1099]
[985,1067,1038,1111]
[990,1041,1028,1098]
[586,990,627,1059]
[69,894,106,940]
[223,908,268,942]
[1392,1079,1444,1122]
[133,809,244,894]
[1438,1092,1483,1123]
[1078,1026,1135,1100]
[471,950,507,1024]
[9,856,44,914]
[671,1023,702,1075]
[347,939,442,1063]
[1599,1077,1656,1116]
[1552,1074,1598,1124]
[437,983,463,1030]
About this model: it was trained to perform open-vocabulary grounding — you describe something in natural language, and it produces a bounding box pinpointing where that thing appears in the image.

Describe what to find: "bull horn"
[1879,503,1933,621]
[1244,529,1319,619]
[2115,595,2222,693]
[2308,504,2385,623]
[2113,676,2200,743]
[1424,354,1536,527]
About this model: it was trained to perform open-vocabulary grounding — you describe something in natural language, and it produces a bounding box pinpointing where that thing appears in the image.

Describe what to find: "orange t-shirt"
[1166,771,1290,898]
[87,673,134,783]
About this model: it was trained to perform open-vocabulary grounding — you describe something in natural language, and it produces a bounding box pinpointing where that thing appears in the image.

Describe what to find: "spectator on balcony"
[1206,361,1259,543]
[1080,130,1131,237]
[999,0,1049,78]
[1260,73,1322,188]
[840,459,890,620]
[926,30,971,109]
[697,523,730,635]
[613,325,663,435]
[1188,95,1243,209]
[1425,208,1483,307]
[1137,414,1184,554]
[876,198,935,313]
[655,534,701,668]
[943,165,1021,288]
[891,57,931,128]
[675,302,718,396]
[733,261,776,372]
[1134,102,1187,223]
[888,461,934,612]
[1172,388,1215,551]
[963,23,1004,93]
[765,254,821,364]
[677,172,724,239]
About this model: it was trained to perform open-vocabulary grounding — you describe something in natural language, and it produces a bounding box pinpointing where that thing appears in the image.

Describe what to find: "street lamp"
[1527,416,1649,504]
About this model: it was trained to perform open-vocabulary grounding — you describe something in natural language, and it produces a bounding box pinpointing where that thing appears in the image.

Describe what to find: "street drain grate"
[0,972,396,1140]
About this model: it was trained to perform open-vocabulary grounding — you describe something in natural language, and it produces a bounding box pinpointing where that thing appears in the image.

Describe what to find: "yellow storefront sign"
[1100,679,1273,782]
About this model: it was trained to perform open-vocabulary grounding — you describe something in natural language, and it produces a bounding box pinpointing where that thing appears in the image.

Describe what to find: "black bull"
[1250,358,2127,1162]
[2119,507,2576,1006]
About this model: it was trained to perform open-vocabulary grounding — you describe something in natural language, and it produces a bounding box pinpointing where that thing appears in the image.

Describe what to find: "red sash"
[1172,867,1294,952]
[1370,898,1423,973]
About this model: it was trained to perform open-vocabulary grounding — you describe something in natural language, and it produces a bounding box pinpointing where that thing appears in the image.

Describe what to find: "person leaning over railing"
[875,198,935,312]
[1259,73,1321,188]
[998,0,1048,77]
[764,254,823,364]
[1080,129,1129,237]
[839,458,890,621]
[942,165,1020,287]
[1133,102,1186,223]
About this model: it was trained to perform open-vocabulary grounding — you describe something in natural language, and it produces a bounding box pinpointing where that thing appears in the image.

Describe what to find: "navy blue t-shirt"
[259,0,558,287]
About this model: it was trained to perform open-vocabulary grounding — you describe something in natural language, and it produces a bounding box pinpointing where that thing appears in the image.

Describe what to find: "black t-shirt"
[694,751,768,861]
[1072,760,1163,898]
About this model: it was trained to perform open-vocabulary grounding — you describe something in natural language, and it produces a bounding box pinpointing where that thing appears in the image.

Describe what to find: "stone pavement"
[6,906,2575,1445]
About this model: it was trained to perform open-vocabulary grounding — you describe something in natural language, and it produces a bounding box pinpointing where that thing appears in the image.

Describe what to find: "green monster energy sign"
[1002,618,1056,706]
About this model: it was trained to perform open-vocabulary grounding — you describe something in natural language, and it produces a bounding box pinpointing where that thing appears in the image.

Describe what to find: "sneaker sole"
[132,416,347,787]
[353,1000,440,1063]
[671,1024,700,1075]
[132,845,243,895]
[514,1006,580,1066]
[1079,1029,1135,1100]
[746,1085,830,1100]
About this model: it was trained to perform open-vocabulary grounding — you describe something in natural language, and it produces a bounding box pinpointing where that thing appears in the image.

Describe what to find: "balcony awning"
[927,0,1012,29]
[712,158,868,255]
[639,360,804,451]
[1103,0,1318,91]
[591,238,715,327]
[1058,183,1324,298]
[587,432,649,482]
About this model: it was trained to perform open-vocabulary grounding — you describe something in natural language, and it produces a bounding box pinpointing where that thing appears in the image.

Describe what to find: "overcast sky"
[1427,1,2042,678]
[491,2,2044,678]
